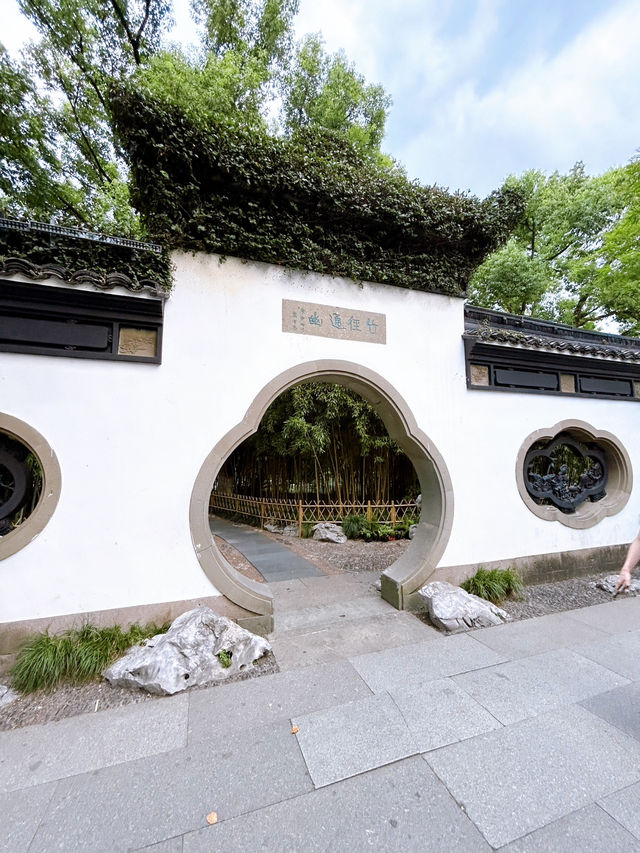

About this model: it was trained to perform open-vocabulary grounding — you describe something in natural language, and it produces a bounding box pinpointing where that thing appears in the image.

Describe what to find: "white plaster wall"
[1,252,638,623]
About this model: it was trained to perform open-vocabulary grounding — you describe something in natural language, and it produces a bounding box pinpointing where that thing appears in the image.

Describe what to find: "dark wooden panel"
[579,376,633,397]
[2,316,110,349]
[494,368,559,390]
[0,279,163,363]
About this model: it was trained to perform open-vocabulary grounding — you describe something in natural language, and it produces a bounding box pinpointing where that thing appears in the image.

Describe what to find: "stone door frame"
[189,360,454,620]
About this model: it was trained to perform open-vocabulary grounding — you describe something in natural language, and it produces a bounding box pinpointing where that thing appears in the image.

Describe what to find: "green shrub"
[342,514,367,539]
[461,567,523,603]
[10,621,170,693]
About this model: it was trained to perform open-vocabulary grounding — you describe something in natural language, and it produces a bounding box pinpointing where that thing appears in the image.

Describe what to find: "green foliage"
[341,513,410,541]
[0,226,173,292]
[300,521,314,538]
[111,86,522,294]
[2,0,396,231]
[342,514,367,539]
[591,158,640,334]
[11,621,170,693]
[461,568,523,604]
[1,0,173,230]
[468,162,640,331]
[220,382,419,505]
[282,33,392,162]
[217,648,233,668]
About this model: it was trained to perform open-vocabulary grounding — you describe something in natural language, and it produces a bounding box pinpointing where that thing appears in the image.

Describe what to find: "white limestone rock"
[103,606,271,695]
[418,581,511,633]
[282,524,300,537]
[594,575,640,595]
[0,683,19,708]
[408,524,418,540]
[312,523,347,544]
[264,523,283,533]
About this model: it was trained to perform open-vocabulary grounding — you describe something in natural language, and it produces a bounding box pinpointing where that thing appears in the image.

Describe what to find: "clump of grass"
[300,522,314,538]
[461,567,523,604]
[10,621,170,693]
[218,649,233,668]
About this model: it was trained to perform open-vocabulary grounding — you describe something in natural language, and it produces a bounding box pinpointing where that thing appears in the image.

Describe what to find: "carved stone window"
[516,420,632,529]
[0,414,61,560]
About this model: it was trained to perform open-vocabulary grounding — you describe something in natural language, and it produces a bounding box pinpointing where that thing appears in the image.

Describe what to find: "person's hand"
[615,568,632,594]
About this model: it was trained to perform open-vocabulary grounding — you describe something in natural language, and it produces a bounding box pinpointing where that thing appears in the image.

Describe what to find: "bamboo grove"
[215,383,419,504]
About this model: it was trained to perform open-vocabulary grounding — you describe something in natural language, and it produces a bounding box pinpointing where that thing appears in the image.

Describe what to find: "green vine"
[0,227,173,293]
[110,87,524,296]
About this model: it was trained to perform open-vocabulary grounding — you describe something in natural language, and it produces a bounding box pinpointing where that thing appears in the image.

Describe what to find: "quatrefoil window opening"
[524,433,608,514]
[516,420,632,530]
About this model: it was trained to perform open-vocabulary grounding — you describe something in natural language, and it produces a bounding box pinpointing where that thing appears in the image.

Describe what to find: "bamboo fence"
[209,492,419,536]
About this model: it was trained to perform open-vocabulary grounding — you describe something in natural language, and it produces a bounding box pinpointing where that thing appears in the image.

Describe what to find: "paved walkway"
[209,515,322,581]
[4,579,640,851]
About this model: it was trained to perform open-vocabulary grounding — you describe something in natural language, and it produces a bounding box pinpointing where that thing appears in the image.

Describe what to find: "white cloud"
[396,0,640,193]
[296,0,640,195]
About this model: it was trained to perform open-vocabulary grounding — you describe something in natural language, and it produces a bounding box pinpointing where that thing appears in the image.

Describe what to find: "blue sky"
[3,0,639,197]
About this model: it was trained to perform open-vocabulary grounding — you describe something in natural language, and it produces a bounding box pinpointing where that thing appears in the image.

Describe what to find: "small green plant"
[10,621,170,693]
[461,567,523,604]
[218,649,232,668]
[300,522,314,538]
[342,514,367,539]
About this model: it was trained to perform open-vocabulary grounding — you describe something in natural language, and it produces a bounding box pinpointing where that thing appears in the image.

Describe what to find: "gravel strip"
[262,530,410,575]
[499,572,632,619]
[0,652,278,731]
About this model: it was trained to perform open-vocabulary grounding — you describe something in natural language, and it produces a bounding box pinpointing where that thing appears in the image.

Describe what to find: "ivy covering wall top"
[111,87,524,297]
[0,219,172,296]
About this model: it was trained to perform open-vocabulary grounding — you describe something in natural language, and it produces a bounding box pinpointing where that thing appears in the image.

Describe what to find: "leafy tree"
[590,158,640,333]
[0,45,69,219]
[281,34,392,161]
[468,162,639,331]
[3,0,174,230]
[1,0,393,229]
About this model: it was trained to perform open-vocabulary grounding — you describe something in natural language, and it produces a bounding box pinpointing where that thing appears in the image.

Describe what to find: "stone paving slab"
[181,756,492,853]
[572,629,640,681]
[565,597,640,633]
[581,681,640,742]
[209,516,322,580]
[599,781,640,840]
[389,677,503,751]
[424,704,640,849]
[270,574,380,612]
[269,611,438,671]
[0,693,188,794]
[188,660,372,741]
[452,647,628,725]
[132,839,184,853]
[292,693,417,788]
[497,803,640,852]
[350,634,507,694]
[276,594,393,632]
[471,611,609,660]
[28,720,313,853]
[1,781,57,853]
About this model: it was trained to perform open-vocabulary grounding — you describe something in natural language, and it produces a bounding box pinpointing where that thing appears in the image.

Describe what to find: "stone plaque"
[560,374,576,393]
[282,300,386,344]
[118,327,157,358]
[470,364,489,386]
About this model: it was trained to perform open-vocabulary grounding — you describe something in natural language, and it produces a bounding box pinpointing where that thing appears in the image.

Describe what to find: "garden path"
[209,515,322,582]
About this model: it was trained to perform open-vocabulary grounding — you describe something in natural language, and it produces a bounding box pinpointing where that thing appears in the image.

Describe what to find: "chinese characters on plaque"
[282,300,386,345]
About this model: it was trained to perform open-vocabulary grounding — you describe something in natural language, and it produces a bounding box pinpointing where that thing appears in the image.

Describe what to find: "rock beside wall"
[104,606,271,695]
[419,581,511,633]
